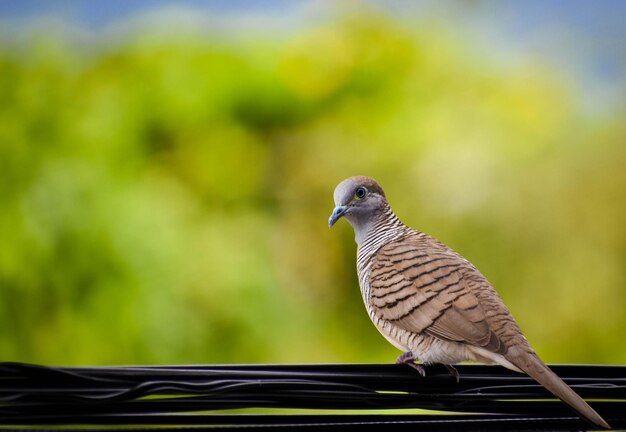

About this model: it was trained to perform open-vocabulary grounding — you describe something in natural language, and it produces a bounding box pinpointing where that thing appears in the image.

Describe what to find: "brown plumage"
[329,175,610,430]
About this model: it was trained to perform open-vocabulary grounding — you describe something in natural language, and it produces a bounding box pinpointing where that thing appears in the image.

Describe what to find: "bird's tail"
[509,351,610,429]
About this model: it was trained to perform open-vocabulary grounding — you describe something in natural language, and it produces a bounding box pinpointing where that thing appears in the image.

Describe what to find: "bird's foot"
[395,351,426,377]
[444,364,460,383]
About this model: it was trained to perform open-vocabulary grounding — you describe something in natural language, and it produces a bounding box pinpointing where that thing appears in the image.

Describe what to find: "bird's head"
[328,176,388,229]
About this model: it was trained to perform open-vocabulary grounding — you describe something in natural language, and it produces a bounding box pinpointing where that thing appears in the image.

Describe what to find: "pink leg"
[395,351,426,376]
[444,364,460,383]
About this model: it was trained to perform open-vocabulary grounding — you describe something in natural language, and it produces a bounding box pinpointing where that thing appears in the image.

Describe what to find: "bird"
[328,175,610,430]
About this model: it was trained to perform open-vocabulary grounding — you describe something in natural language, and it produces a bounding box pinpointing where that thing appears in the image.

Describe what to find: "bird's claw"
[395,351,426,377]
[444,364,460,383]
[395,352,460,382]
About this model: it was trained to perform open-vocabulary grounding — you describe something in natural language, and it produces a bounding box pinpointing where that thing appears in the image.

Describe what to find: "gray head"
[328,176,389,230]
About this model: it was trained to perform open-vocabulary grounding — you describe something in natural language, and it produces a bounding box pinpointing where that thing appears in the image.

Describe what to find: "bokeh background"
[1,1,624,366]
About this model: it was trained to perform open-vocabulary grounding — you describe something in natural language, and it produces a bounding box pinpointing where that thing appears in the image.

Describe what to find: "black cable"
[0,362,624,430]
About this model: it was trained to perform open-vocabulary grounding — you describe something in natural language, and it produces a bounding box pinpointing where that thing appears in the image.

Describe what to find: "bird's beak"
[328,205,348,228]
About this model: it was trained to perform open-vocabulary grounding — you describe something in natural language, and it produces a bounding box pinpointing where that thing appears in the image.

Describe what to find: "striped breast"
[361,231,532,364]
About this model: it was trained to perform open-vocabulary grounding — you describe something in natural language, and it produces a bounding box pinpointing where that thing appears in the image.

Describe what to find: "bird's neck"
[354,205,408,258]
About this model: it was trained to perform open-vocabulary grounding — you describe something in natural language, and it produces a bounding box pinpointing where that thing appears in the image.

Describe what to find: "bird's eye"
[355,186,367,199]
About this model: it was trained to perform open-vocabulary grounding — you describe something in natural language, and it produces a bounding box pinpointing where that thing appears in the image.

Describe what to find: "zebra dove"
[328,175,609,429]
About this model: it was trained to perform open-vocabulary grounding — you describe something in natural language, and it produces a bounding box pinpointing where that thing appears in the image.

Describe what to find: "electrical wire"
[0,362,623,430]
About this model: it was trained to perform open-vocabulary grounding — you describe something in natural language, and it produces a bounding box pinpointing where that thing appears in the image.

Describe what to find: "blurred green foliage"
[0,12,624,366]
